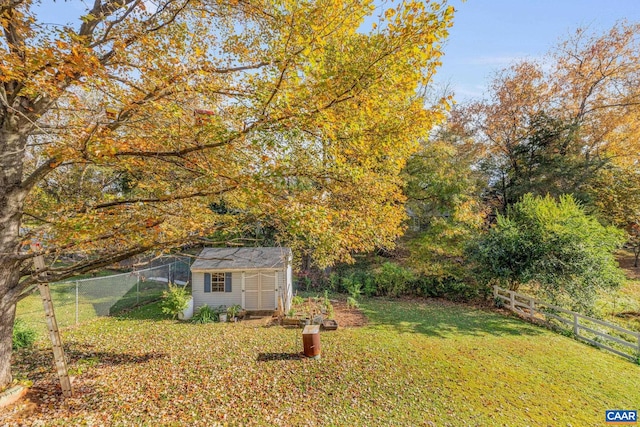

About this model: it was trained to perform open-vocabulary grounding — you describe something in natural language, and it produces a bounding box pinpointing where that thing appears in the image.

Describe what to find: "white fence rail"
[494,285,640,362]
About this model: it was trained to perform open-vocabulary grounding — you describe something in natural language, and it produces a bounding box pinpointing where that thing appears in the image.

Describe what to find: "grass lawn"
[3,298,639,426]
[599,251,640,331]
[596,278,640,332]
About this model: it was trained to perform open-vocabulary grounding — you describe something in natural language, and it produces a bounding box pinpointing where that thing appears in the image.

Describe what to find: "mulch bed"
[329,299,368,328]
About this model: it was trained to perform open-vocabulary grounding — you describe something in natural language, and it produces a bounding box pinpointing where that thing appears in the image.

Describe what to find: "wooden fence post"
[31,244,73,398]
[493,285,498,300]
[75,281,79,325]
[529,298,535,319]
[509,291,515,311]
[573,313,579,337]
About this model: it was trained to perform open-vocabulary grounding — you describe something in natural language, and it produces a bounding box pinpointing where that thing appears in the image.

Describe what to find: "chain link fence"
[17,256,191,335]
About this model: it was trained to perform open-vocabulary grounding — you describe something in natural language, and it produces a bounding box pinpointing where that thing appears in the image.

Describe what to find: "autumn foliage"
[0,0,453,387]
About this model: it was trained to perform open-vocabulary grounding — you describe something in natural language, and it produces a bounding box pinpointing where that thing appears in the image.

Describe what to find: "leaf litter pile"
[3,299,639,426]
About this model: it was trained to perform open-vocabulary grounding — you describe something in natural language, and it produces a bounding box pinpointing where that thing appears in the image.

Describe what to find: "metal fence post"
[75,281,79,325]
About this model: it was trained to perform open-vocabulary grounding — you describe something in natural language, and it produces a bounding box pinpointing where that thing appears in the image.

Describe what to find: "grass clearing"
[596,278,640,332]
[3,298,639,426]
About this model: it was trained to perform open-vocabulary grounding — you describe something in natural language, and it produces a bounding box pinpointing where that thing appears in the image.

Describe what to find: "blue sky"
[437,0,640,101]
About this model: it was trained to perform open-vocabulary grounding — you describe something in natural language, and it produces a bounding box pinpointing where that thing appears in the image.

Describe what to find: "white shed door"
[244,272,276,310]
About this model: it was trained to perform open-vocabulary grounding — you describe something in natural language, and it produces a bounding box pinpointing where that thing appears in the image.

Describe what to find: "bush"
[160,283,190,319]
[13,318,37,350]
[346,296,359,309]
[374,262,415,297]
[328,273,341,292]
[192,305,220,323]
[468,194,625,312]
[227,304,242,319]
[342,274,362,299]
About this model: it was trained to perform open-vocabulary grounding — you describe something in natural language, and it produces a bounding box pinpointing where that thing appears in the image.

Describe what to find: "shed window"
[204,272,230,292]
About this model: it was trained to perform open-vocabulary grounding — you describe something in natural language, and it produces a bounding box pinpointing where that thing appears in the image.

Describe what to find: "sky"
[437,0,640,102]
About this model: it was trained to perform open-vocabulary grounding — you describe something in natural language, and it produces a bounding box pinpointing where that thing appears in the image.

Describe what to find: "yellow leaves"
[11,0,455,273]
[444,5,455,19]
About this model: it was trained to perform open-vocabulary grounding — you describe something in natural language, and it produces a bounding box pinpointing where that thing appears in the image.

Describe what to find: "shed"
[190,247,293,313]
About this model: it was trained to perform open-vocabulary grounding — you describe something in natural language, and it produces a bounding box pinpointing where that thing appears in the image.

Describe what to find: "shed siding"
[192,271,243,310]
[192,265,292,311]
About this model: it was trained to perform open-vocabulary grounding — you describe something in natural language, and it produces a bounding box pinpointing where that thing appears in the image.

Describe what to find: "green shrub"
[346,296,359,309]
[362,275,376,297]
[292,295,304,306]
[342,274,363,300]
[227,304,242,318]
[192,305,219,323]
[322,291,335,318]
[160,283,190,319]
[346,270,376,296]
[299,276,312,291]
[328,273,341,292]
[468,194,625,312]
[13,318,37,350]
[374,262,415,297]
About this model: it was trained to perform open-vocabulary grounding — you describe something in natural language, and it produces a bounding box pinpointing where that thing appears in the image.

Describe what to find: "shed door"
[259,272,276,310]
[244,272,276,310]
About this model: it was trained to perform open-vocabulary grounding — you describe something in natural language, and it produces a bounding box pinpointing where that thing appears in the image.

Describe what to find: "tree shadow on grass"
[112,301,169,321]
[65,348,166,366]
[362,298,546,339]
[11,345,166,397]
[256,352,305,362]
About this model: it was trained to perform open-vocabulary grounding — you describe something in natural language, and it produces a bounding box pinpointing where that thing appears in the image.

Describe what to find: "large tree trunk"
[0,123,28,388]
[0,274,19,388]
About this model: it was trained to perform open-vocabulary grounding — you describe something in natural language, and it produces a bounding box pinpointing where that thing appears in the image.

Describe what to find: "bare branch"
[199,62,271,74]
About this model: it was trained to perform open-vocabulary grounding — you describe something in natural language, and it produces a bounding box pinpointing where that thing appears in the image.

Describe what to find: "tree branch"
[18,243,155,290]
[89,186,238,210]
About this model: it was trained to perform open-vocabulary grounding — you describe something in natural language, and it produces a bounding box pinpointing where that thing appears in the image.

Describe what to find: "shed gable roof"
[190,247,292,271]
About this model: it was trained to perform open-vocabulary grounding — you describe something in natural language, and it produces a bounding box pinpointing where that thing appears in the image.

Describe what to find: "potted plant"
[217,305,228,323]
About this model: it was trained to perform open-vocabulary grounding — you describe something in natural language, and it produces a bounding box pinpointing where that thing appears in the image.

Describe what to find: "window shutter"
[224,272,232,293]
[204,273,211,293]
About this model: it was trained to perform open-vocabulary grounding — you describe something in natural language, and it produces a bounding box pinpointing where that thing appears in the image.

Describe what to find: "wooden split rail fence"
[493,285,640,362]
